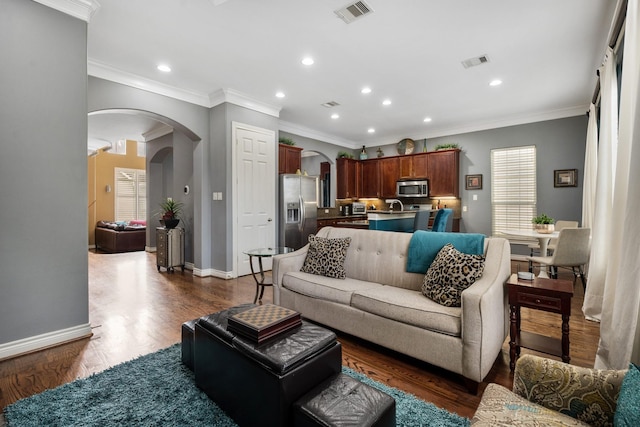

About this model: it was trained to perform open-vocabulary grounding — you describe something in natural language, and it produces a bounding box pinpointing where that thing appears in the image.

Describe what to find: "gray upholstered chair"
[528,220,579,272]
[527,227,591,291]
[412,210,431,232]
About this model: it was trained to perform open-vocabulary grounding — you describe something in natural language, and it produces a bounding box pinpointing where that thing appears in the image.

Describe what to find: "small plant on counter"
[435,143,460,151]
[337,151,355,159]
[532,213,554,224]
[279,137,295,146]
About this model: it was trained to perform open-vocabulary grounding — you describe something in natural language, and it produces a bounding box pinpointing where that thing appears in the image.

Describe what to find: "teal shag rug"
[4,344,469,426]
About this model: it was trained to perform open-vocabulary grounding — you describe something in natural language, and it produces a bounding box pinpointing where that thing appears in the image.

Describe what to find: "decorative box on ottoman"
[194,306,342,427]
[293,373,396,427]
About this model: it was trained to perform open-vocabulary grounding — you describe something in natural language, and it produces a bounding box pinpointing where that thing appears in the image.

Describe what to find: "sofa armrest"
[272,244,309,305]
[460,237,512,383]
[513,354,626,427]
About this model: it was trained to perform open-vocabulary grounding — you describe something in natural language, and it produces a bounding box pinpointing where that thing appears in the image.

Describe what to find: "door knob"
[268,218,273,222]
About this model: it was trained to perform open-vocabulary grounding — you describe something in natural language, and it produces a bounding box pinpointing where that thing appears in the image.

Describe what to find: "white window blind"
[491,145,536,235]
[115,168,147,221]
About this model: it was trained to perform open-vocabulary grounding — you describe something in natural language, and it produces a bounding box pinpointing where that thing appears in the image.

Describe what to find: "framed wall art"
[554,169,577,187]
[465,174,482,190]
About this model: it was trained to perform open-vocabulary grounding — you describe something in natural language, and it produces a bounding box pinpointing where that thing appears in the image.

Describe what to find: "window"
[115,168,146,221]
[491,146,536,236]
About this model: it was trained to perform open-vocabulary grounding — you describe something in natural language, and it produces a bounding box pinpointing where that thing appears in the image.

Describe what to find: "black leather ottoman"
[181,318,198,370]
[194,306,342,427]
[180,303,256,371]
[293,373,396,427]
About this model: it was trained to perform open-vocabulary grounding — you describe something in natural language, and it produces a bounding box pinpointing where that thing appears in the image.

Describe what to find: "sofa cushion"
[421,244,485,307]
[301,235,351,279]
[282,272,383,306]
[351,286,462,336]
[471,383,591,426]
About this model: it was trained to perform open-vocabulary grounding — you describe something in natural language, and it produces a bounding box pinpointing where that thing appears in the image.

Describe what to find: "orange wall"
[87,140,146,246]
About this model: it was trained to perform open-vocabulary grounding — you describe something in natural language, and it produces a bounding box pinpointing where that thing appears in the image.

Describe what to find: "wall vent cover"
[334,1,373,24]
[321,101,341,108]
[462,54,490,69]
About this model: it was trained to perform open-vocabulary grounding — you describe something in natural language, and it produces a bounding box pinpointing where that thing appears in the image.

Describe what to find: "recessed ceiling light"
[423,117,432,123]
[361,87,372,94]
[275,92,285,98]
[157,64,171,72]
[382,99,391,106]
[489,79,502,86]
[367,128,375,133]
[331,113,340,119]
[301,57,314,66]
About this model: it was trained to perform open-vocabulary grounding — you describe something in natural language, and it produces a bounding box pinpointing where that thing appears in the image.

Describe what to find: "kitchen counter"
[367,210,425,232]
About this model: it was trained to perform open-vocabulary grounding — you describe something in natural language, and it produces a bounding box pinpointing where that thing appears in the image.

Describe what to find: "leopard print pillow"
[300,235,351,279]
[421,243,485,307]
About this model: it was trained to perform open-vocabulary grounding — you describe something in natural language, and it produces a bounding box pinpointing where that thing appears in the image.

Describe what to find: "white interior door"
[234,123,276,277]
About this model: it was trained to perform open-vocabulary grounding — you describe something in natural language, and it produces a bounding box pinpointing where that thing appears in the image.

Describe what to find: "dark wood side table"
[508,273,574,371]
[244,247,294,303]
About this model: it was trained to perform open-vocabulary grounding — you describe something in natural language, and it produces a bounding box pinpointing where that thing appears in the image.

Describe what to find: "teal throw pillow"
[614,363,640,426]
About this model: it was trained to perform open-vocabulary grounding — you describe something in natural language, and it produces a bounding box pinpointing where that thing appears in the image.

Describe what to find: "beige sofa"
[273,227,511,392]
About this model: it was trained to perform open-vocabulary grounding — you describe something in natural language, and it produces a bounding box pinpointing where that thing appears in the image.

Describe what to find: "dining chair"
[526,228,591,291]
[412,210,431,232]
[528,220,579,272]
[431,208,453,232]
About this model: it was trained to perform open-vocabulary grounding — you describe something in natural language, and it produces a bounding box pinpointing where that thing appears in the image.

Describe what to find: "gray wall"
[427,116,587,237]
[0,1,89,342]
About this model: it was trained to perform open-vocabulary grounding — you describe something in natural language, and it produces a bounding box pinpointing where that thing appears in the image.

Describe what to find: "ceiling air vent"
[334,1,373,24]
[462,54,490,69]
[321,101,340,108]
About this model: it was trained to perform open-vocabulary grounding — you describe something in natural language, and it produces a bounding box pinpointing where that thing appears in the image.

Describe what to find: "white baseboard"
[192,267,234,279]
[0,323,93,361]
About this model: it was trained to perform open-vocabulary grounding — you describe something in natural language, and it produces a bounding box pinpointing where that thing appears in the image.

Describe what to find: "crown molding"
[34,0,101,22]
[142,124,174,142]
[278,120,359,149]
[209,88,281,118]
[421,105,588,140]
[88,59,212,107]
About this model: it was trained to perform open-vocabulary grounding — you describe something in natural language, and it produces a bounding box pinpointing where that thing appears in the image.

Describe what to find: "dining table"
[502,229,560,278]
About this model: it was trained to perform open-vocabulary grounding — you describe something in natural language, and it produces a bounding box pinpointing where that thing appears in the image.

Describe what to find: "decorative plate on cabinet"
[396,138,415,155]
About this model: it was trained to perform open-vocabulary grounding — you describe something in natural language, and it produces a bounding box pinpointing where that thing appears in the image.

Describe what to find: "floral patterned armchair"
[472,354,628,426]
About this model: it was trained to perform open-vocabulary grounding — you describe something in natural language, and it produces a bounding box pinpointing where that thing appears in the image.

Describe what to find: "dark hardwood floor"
[0,251,600,420]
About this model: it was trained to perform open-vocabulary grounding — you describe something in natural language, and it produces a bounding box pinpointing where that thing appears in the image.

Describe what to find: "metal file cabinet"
[156,227,184,273]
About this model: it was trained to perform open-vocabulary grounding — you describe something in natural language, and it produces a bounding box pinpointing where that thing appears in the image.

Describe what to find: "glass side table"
[244,247,294,303]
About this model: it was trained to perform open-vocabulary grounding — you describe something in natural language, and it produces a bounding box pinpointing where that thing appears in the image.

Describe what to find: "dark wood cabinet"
[336,158,359,198]
[360,159,381,198]
[278,144,303,174]
[399,153,429,179]
[427,149,460,197]
[379,157,399,197]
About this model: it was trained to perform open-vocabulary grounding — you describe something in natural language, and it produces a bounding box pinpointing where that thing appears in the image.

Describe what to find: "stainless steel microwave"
[396,179,429,198]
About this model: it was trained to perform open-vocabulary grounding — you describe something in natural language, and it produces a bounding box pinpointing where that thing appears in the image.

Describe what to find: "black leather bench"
[192,305,342,427]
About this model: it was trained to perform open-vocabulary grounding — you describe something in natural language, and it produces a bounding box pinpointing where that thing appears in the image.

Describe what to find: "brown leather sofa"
[95,221,146,253]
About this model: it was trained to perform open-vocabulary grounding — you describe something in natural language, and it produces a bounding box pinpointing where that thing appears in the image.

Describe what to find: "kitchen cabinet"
[336,157,359,198]
[379,157,399,197]
[399,153,429,179]
[427,149,460,197]
[360,159,381,198]
[278,144,303,174]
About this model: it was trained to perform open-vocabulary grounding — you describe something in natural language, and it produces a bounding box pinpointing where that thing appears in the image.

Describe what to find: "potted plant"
[159,198,183,229]
[434,143,460,151]
[532,213,554,234]
[279,137,295,146]
[337,151,355,159]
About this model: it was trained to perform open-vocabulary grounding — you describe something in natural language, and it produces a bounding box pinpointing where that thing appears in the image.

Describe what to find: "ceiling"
[86,0,617,151]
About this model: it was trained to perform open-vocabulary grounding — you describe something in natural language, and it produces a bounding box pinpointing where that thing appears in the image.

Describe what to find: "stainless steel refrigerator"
[279,174,318,250]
